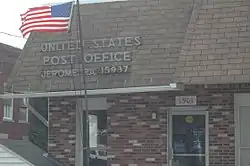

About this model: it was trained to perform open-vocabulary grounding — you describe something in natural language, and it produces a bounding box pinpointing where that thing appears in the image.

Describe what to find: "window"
[19,107,28,122]
[3,99,13,120]
[89,114,98,147]
[19,98,29,123]
[88,111,107,148]
[88,110,107,166]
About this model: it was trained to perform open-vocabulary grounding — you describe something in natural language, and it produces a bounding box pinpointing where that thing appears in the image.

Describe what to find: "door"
[235,94,250,166]
[168,110,208,166]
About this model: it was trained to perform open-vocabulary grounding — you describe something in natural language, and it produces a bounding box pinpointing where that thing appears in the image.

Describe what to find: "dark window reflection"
[172,115,206,166]
[172,115,205,155]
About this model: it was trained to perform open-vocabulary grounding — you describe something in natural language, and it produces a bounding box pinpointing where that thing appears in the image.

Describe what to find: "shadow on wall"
[29,98,48,152]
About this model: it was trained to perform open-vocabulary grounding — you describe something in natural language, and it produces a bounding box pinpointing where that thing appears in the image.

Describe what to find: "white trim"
[234,93,250,166]
[25,103,48,127]
[24,98,29,122]
[0,144,35,166]
[169,106,209,112]
[0,83,184,99]
[174,154,205,157]
[18,98,29,123]
[3,98,14,120]
[168,109,209,166]
[47,97,50,151]
[18,107,29,123]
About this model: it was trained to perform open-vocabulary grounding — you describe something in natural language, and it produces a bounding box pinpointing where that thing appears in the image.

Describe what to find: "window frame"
[3,98,14,121]
[18,98,29,123]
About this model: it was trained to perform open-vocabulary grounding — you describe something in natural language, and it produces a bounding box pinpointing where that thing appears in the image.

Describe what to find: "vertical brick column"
[207,86,235,166]
[107,94,168,166]
[185,85,235,166]
[48,97,77,166]
[183,85,235,166]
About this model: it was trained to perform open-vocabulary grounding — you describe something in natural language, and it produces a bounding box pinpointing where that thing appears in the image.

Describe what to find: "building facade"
[4,0,250,166]
[0,43,29,140]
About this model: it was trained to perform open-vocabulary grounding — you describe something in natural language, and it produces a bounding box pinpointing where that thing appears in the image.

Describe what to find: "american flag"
[20,1,73,37]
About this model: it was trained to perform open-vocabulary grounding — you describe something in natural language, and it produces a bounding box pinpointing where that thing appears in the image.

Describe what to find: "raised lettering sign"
[40,36,141,79]
[42,52,132,66]
[41,65,130,78]
[175,96,197,106]
[40,36,141,52]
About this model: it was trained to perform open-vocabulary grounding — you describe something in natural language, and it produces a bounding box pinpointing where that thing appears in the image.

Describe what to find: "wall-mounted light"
[151,111,157,120]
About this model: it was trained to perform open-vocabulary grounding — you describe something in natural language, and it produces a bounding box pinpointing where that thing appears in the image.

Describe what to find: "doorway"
[168,109,209,166]
[235,94,250,166]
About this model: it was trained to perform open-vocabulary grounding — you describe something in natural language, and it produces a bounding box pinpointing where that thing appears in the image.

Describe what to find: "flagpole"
[75,1,90,166]
[67,1,75,33]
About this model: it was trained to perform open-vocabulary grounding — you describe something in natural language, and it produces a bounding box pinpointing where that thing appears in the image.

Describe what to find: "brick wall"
[0,99,29,140]
[7,0,192,92]
[47,83,250,166]
[0,121,29,140]
[176,0,250,84]
[48,97,77,166]
[8,0,250,92]
[0,43,25,140]
[108,84,236,166]
[107,93,168,166]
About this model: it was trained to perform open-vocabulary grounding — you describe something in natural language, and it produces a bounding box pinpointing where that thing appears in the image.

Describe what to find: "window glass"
[3,99,13,120]
[172,115,206,154]
[19,107,28,122]
[87,110,107,166]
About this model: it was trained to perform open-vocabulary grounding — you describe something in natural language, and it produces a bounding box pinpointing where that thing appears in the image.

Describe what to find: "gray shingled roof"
[0,43,21,58]
[0,139,61,166]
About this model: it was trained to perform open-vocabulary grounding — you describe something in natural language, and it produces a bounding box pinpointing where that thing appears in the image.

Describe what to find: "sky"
[0,0,118,49]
